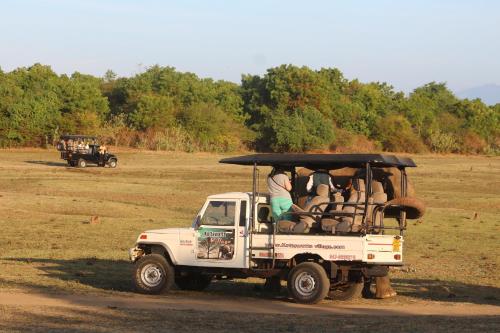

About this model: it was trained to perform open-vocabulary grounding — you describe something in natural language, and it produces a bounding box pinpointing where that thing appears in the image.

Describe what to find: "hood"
[143,227,190,234]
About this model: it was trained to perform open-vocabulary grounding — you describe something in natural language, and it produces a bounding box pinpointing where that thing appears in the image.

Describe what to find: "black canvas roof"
[60,135,97,140]
[220,153,416,168]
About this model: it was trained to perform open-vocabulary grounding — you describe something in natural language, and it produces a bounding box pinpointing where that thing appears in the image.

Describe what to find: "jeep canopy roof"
[60,135,97,141]
[220,153,416,169]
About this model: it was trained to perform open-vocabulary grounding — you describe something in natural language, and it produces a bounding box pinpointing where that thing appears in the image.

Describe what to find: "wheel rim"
[141,264,164,287]
[80,160,86,167]
[294,272,316,297]
[110,161,116,167]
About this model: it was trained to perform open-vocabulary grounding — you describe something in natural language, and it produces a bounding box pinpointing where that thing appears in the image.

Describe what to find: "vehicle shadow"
[3,257,500,305]
[2,257,284,300]
[3,257,134,292]
[25,160,68,167]
[390,278,500,305]
[25,160,101,168]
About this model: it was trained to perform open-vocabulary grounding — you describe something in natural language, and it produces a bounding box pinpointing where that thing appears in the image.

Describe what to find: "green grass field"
[0,149,499,305]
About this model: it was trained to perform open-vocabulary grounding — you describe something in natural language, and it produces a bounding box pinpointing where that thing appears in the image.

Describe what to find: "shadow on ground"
[25,160,102,168]
[4,257,134,292]
[391,278,500,305]
[25,160,68,167]
[3,257,500,306]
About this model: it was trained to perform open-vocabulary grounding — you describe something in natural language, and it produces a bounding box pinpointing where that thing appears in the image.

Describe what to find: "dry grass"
[396,154,500,292]
[0,149,499,306]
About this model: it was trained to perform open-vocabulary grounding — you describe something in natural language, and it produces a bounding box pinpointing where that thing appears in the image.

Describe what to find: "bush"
[132,128,197,152]
[427,130,459,153]
[177,103,251,152]
[459,131,488,154]
[374,115,426,153]
[329,128,381,153]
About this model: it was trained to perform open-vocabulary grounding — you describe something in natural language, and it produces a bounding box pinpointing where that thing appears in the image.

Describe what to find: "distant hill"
[457,84,500,106]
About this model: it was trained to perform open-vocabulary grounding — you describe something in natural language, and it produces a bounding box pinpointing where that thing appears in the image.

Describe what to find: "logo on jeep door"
[197,227,235,260]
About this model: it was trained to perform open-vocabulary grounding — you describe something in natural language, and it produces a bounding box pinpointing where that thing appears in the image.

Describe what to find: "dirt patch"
[1,290,499,316]
[1,291,499,333]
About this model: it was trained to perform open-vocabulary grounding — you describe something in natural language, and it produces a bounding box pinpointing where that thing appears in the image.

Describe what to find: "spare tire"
[384,197,426,219]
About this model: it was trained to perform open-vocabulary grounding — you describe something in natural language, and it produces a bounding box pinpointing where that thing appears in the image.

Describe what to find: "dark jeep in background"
[57,135,118,168]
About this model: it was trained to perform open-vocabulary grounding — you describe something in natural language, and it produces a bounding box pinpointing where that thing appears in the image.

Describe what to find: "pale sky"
[1,0,499,93]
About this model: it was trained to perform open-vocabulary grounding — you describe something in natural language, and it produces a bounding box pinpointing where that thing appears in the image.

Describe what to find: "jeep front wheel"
[287,262,330,304]
[133,254,174,294]
[77,159,86,168]
[108,159,117,168]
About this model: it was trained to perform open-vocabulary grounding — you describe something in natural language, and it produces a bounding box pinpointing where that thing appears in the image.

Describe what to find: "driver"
[99,144,107,165]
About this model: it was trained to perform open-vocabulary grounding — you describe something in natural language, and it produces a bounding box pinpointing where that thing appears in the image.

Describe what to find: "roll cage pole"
[399,167,408,236]
[249,161,257,269]
[361,162,372,229]
[290,167,297,203]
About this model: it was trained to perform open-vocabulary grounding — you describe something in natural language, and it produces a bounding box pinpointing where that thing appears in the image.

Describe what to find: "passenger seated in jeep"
[321,178,366,234]
[277,184,329,234]
[305,169,336,204]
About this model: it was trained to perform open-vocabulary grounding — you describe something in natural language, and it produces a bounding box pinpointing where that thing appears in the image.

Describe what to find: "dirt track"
[1,291,499,317]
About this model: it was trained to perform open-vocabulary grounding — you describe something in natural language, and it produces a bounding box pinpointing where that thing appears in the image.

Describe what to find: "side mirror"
[193,215,201,230]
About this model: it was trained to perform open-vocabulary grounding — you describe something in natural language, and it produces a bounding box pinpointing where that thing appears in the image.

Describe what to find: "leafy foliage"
[0,64,108,146]
[0,64,498,154]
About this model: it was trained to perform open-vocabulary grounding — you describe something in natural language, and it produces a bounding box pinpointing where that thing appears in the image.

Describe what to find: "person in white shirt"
[306,169,336,195]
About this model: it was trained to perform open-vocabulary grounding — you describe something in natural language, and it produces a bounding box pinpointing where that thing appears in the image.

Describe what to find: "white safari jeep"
[130,154,424,304]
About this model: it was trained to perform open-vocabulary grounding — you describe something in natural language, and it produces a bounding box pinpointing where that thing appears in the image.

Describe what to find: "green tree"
[0,64,62,145]
[269,106,334,152]
[59,72,110,135]
[128,94,176,130]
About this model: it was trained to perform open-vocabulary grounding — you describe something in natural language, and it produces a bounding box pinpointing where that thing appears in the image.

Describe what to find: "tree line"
[0,63,498,154]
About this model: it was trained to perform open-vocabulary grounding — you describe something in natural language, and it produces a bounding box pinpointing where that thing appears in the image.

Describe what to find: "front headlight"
[129,246,144,262]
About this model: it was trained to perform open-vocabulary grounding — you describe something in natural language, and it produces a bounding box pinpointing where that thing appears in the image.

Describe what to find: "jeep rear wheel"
[175,273,212,291]
[77,159,86,168]
[133,254,174,294]
[287,262,330,304]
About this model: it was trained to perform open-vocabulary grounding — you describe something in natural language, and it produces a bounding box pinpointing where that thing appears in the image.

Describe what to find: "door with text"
[196,200,237,261]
